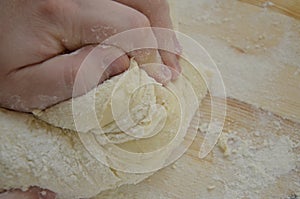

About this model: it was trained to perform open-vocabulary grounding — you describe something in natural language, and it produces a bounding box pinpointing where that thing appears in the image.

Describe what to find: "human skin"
[0,0,181,112]
[0,0,180,198]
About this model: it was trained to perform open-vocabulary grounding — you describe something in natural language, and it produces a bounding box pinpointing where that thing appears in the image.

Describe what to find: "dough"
[0,59,207,199]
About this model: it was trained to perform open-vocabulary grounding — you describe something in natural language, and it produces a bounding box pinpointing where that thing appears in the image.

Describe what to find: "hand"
[0,0,181,198]
[0,187,56,199]
[0,0,181,112]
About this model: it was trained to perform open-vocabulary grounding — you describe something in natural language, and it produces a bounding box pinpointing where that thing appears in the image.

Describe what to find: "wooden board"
[94,0,300,198]
[239,0,300,19]
[170,0,300,123]
[96,97,300,199]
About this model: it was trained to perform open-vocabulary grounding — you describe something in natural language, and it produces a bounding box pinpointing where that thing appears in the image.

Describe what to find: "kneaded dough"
[0,59,207,199]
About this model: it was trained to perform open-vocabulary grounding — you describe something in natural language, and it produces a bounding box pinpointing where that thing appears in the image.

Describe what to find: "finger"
[159,50,182,80]
[113,0,182,79]
[44,0,162,65]
[37,0,170,84]
[140,63,172,85]
[53,0,169,83]
[0,45,129,112]
[0,187,56,199]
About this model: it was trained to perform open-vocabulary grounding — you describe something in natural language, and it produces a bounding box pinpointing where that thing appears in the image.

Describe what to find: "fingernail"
[159,67,171,85]
[171,62,182,81]
[173,36,183,55]
[176,61,182,73]
[162,66,172,79]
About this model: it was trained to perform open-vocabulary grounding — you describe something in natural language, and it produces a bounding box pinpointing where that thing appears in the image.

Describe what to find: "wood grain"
[171,0,300,123]
[96,97,300,199]
[96,0,300,198]
[239,0,300,19]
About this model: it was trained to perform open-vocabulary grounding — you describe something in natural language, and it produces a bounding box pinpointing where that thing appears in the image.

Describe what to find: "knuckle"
[149,0,170,13]
[37,0,77,20]
[153,0,169,8]
[38,0,61,17]
[127,11,150,28]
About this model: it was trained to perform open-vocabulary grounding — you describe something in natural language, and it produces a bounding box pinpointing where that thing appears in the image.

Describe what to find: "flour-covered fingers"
[113,0,182,80]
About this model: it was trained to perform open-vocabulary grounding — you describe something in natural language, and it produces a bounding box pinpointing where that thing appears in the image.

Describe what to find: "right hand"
[0,0,181,113]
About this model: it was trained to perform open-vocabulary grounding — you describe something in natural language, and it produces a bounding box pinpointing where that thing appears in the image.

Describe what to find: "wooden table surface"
[95,0,300,198]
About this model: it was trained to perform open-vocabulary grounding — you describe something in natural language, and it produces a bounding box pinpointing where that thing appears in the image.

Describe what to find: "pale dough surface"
[0,60,207,199]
